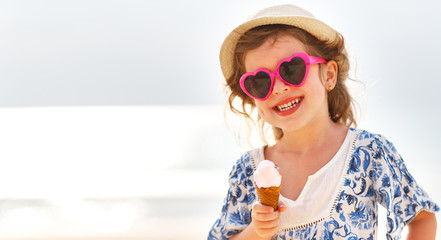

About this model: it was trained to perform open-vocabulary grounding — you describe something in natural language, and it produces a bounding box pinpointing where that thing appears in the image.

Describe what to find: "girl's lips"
[273,96,303,109]
[272,96,303,116]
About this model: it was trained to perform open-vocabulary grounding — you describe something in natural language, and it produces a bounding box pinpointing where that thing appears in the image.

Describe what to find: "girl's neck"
[276,117,346,154]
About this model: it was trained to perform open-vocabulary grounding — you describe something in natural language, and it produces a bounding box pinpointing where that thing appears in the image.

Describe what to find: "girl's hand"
[250,201,287,239]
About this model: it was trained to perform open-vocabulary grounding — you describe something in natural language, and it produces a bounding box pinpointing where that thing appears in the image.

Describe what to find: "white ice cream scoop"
[254,160,282,188]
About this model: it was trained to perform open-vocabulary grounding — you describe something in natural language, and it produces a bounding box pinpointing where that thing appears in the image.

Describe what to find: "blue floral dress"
[208,128,439,239]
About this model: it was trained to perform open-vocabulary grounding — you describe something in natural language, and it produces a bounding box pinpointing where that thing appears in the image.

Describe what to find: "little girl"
[208,4,439,240]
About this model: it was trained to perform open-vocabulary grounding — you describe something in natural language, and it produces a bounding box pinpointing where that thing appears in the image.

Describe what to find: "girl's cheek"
[256,105,265,116]
[255,102,268,118]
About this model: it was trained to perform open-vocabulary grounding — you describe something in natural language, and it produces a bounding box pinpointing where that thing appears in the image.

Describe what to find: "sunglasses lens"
[279,57,307,85]
[243,71,272,99]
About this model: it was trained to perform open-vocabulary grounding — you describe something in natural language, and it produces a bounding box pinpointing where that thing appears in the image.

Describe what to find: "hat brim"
[219,16,338,79]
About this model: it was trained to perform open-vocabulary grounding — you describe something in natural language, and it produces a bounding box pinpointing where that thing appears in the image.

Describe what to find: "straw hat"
[219,4,339,79]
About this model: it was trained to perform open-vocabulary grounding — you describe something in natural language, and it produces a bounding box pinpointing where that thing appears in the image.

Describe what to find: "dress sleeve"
[208,153,257,240]
[373,135,439,239]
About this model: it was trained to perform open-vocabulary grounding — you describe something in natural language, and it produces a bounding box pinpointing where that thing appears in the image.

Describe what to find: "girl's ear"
[323,60,338,91]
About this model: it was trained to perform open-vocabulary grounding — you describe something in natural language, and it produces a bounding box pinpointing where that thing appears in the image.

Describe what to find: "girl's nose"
[272,77,289,96]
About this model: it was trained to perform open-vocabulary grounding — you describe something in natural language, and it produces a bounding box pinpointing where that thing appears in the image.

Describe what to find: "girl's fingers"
[251,201,284,238]
[253,211,280,221]
[253,218,281,229]
[252,201,287,214]
[278,201,287,212]
[252,201,275,213]
[255,225,279,236]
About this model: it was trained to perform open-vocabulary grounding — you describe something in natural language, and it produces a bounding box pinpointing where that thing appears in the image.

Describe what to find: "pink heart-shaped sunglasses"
[240,52,327,101]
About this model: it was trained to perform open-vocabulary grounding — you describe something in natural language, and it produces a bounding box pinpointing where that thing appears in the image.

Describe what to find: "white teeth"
[276,98,301,112]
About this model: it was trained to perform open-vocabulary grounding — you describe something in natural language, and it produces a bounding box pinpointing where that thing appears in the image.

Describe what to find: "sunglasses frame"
[239,52,327,101]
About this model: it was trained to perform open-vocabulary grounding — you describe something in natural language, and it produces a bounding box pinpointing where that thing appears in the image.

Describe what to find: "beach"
[0,105,439,239]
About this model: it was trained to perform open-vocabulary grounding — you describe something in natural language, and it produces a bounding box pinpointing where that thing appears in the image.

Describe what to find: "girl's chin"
[268,118,304,133]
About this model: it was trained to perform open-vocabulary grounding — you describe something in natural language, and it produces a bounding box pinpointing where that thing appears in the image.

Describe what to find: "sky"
[2,0,441,155]
[0,0,439,107]
[0,0,440,174]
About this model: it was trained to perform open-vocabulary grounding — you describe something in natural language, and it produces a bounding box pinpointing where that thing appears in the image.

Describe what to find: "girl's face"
[244,34,331,134]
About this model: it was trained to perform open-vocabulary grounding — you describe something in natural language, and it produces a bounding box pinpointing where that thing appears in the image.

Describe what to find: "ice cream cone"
[253,160,282,211]
[254,182,281,211]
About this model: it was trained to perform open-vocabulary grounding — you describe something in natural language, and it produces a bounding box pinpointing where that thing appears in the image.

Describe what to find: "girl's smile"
[273,96,303,116]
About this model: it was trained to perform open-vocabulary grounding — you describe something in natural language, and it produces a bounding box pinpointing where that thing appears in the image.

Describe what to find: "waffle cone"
[254,182,281,211]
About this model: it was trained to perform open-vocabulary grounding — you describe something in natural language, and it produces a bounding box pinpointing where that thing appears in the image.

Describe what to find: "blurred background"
[0,0,440,239]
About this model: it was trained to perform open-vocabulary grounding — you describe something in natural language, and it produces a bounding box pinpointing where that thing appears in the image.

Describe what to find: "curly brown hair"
[224,24,357,143]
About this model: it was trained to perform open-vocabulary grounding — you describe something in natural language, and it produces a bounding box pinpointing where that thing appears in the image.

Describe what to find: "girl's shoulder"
[229,148,261,180]
[349,128,405,172]
[234,128,394,166]
[351,127,396,151]
[351,127,382,140]
[235,145,265,168]
[229,145,269,183]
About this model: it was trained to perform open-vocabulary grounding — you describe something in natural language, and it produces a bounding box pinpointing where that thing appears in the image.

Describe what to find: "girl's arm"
[406,211,437,240]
